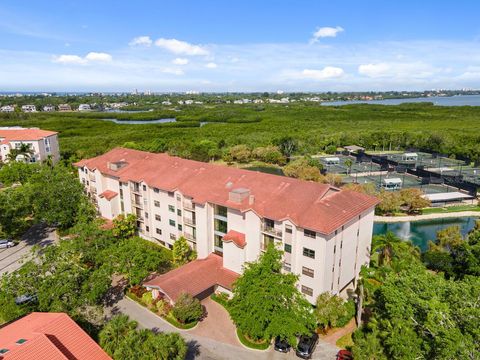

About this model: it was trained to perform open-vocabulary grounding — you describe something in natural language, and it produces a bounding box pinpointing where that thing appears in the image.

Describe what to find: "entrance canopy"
[143,254,239,303]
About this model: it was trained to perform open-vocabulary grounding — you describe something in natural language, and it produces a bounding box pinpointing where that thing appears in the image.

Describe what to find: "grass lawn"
[421,204,480,215]
[336,332,354,349]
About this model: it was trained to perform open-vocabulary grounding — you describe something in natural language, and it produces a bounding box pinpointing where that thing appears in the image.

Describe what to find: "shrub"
[129,285,147,299]
[141,291,154,307]
[172,293,203,324]
[336,300,356,327]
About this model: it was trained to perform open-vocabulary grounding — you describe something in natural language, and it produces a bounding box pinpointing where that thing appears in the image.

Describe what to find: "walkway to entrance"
[191,297,240,347]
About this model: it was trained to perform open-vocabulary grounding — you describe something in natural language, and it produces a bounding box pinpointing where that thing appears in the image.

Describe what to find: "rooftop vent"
[0,349,9,354]
[16,339,27,345]
[229,188,250,203]
[107,161,128,171]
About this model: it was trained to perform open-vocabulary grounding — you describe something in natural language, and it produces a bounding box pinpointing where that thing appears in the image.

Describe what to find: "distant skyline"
[1,1,480,92]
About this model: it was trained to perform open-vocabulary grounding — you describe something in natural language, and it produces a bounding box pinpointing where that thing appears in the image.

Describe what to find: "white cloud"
[85,52,112,62]
[358,63,391,77]
[172,58,189,65]
[154,38,209,56]
[53,54,86,65]
[311,26,344,43]
[129,36,153,47]
[53,52,112,65]
[300,67,345,80]
[205,62,218,68]
[161,67,184,75]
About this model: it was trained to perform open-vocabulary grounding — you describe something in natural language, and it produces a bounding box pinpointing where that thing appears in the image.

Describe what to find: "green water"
[373,216,479,252]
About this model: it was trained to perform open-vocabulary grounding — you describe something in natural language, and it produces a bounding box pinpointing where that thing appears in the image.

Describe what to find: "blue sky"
[1,0,480,92]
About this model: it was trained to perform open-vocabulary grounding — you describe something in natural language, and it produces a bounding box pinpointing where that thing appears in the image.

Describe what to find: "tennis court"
[320,155,382,175]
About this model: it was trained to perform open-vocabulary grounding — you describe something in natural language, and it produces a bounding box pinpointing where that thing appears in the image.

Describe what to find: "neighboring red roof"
[222,230,246,249]
[74,148,379,235]
[99,190,118,201]
[0,128,57,141]
[0,312,111,360]
[143,254,239,302]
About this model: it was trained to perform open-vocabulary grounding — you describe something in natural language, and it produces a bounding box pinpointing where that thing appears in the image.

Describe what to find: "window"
[178,224,182,231]
[143,185,147,191]
[214,219,228,234]
[304,229,316,238]
[156,228,162,235]
[155,214,161,221]
[176,195,181,201]
[301,285,313,296]
[169,219,176,227]
[264,218,274,228]
[283,262,291,272]
[214,234,223,250]
[168,205,175,212]
[119,188,123,199]
[145,212,149,219]
[120,202,124,212]
[284,243,292,253]
[302,267,314,278]
[154,200,160,207]
[285,225,292,234]
[177,209,181,216]
[303,247,315,259]
[168,191,174,197]
[154,188,160,193]
[170,233,176,241]
[215,205,228,217]
[146,226,149,232]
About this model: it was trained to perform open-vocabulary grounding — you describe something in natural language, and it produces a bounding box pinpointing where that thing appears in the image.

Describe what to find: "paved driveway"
[113,296,339,360]
[0,224,57,276]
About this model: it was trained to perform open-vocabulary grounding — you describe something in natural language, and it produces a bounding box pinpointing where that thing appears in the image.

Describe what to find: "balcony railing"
[130,184,141,194]
[88,174,96,182]
[262,225,282,238]
[183,201,195,211]
[183,217,196,226]
[131,200,143,209]
[183,232,196,241]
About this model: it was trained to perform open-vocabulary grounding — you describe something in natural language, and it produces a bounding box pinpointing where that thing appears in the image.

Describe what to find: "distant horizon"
[1,1,480,91]
[1,89,479,96]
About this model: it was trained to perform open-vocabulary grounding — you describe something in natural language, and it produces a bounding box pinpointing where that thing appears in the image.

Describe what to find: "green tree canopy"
[229,244,314,344]
[172,236,196,266]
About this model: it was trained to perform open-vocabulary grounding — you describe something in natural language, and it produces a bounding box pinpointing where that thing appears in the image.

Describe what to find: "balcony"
[89,185,97,194]
[88,174,96,182]
[131,200,143,209]
[183,217,196,226]
[130,183,141,194]
[261,225,282,238]
[183,232,196,242]
[183,201,195,211]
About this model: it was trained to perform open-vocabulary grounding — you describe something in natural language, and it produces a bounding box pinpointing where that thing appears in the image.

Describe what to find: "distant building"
[58,104,72,112]
[402,152,418,162]
[162,101,172,105]
[0,105,15,112]
[0,127,60,164]
[78,104,92,111]
[21,105,36,112]
[42,105,56,112]
[0,312,111,360]
[324,157,340,165]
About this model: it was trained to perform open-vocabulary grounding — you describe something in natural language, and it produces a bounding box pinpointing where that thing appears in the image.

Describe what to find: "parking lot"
[0,224,57,276]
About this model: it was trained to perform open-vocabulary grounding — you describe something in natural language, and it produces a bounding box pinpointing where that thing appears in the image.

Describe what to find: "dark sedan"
[295,333,318,359]
[274,336,291,353]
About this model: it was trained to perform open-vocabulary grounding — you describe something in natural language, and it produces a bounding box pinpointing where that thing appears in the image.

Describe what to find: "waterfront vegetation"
[1,102,480,165]
[421,203,480,214]
[351,226,480,359]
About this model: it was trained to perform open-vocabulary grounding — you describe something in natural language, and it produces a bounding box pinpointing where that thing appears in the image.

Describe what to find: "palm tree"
[7,143,34,162]
[99,315,137,356]
[344,158,353,174]
[372,232,402,267]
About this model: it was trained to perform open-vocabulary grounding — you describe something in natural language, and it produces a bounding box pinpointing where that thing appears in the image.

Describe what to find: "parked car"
[296,333,318,359]
[274,336,291,353]
[0,240,15,249]
[337,349,353,360]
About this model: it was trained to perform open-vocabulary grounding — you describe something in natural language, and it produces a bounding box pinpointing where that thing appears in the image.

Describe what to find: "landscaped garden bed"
[126,286,201,330]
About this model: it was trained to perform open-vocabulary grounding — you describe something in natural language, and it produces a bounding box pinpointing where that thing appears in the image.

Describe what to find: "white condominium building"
[75,148,378,303]
[0,127,60,164]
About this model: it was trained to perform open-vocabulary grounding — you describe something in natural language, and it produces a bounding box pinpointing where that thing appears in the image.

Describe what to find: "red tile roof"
[143,254,239,302]
[222,230,246,248]
[99,190,118,201]
[75,148,379,235]
[0,312,111,360]
[0,128,57,141]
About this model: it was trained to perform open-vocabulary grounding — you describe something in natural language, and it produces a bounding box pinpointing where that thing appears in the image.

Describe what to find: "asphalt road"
[0,224,57,276]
